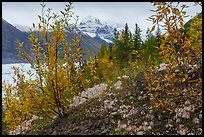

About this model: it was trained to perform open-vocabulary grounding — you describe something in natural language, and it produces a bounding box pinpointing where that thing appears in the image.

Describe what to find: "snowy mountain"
[10,16,124,43]
[78,15,124,43]
[13,24,31,32]
[2,18,106,64]
[2,18,8,23]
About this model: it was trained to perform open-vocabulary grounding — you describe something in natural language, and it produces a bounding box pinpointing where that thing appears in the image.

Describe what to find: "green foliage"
[133,23,143,50]
[129,25,162,73]
[141,26,162,65]
[113,24,133,67]
[98,43,107,58]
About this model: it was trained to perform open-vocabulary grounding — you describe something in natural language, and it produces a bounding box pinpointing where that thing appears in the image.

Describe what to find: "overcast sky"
[2,2,202,39]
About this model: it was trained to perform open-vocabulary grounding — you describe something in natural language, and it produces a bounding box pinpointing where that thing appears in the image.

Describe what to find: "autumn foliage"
[2,2,89,132]
[2,2,202,134]
[144,2,202,114]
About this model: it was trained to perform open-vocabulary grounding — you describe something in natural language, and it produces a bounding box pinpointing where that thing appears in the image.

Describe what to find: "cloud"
[2,2,201,34]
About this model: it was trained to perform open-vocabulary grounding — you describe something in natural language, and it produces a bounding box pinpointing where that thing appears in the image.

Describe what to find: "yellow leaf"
[155,83,160,90]
[167,108,173,114]
[182,11,186,15]
[185,50,190,54]
[151,25,156,32]
[182,78,186,82]
[173,39,177,43]
[174,8,180,15]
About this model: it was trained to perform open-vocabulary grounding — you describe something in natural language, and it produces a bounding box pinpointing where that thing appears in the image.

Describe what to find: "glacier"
[2,63,36,99]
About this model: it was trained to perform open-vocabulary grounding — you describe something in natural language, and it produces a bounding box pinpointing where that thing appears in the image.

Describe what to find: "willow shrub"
[2,2,93,132]
[144,2,202,114]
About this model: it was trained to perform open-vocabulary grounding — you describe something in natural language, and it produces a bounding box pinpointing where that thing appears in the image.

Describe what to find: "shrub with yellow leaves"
[2,2,89,133]
[82,58,100,89]
[145,2,202,115]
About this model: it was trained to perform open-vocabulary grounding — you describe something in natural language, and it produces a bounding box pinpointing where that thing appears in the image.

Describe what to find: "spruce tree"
[124,23,130,45]
[133,23,142,50]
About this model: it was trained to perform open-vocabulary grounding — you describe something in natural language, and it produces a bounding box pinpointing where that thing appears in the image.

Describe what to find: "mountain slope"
[2,19,106,64]
[2,19,30,64]
[184,12,202,29]
[13,24,31,32]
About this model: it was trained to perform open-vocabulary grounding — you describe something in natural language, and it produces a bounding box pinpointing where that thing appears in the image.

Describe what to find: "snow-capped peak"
[78,15,104,33]
[77,15,125,43]
[103,20,124,30]
[80,15,102,26]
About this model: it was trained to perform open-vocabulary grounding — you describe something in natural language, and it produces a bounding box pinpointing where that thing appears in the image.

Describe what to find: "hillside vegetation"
[2,2,202,135]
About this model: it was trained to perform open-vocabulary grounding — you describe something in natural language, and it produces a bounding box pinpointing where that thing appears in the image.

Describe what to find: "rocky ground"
[20,72,202,135]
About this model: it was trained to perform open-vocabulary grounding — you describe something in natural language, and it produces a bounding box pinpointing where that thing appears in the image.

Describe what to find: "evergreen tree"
[141,27,161,65]
[133,23,143,50]
[146,27,154,40]
[108,43,114,60]
[111,23,132,67]
[124,23,130,45]
[113,28,119,40]
[155,24,161,47]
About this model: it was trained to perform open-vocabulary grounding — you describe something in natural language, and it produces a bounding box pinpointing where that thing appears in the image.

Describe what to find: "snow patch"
[13,24,31,32]
[83,32,96,37]
[99,37,113,43]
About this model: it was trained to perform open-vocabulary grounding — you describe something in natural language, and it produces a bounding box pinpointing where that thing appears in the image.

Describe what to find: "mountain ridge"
[2,18,107,64]
[77,15,124,43]
[12,15,124,43]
